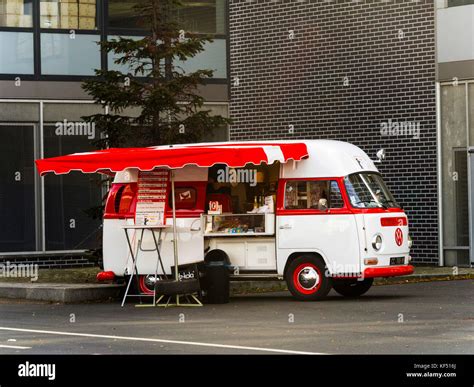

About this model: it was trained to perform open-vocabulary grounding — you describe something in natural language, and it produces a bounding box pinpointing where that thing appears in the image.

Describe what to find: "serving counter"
[202,213,275,237]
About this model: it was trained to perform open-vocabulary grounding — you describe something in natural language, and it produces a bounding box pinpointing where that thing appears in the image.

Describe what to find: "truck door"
[276,179,361,275]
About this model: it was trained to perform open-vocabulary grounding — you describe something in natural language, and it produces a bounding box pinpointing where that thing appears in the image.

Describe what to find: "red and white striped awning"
[35,142,309,176]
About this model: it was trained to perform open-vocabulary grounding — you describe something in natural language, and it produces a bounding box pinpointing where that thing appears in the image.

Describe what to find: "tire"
[155,278,201,296]
[332,278,373,297]
[285,255,332,301]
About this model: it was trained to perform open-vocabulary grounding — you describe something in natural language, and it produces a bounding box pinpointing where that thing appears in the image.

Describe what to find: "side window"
[285,180,343,210]
[329,181,344,208]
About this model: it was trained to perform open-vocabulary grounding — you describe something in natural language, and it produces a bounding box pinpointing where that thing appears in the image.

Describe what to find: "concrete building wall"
[437,4,474,81]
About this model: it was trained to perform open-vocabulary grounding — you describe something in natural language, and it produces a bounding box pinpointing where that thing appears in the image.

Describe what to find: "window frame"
[447,0,474,7]
[0,0,228,82]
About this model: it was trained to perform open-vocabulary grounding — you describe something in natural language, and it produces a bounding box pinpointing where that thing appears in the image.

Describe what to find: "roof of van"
[279,140,379,178]
[176,139,379,178]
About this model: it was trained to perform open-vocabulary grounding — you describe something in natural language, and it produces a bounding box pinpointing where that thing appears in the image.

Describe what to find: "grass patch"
[0,267,101,284]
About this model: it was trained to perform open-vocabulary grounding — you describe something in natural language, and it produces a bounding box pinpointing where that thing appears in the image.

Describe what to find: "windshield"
[344,173,400,209]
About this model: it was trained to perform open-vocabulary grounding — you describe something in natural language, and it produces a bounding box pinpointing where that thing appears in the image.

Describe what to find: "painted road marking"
[0,344,31,349]
[0,326,325,355]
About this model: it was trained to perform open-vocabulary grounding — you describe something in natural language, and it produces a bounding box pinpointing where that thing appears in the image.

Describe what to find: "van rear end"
[102,170,139,277]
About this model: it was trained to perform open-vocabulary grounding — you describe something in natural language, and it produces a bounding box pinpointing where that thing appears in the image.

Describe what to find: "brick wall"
[229,0,438,263]
[0,255,96,269]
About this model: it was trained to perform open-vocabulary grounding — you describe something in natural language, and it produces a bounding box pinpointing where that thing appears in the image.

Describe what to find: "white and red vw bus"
[96,140,413,300]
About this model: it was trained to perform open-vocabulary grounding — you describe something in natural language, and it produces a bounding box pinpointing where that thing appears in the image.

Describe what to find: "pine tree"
[82,0,230,148]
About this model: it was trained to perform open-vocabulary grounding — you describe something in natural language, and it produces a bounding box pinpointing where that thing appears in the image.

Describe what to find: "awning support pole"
[170,170,179,281]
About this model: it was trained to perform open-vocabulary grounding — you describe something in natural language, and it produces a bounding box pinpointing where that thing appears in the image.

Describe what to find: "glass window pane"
[448,0,474,7]
[285,181,333,210]
[175,38,226,78]
[108,0,226,34]
[0,31,34,74]
[108,0,143,29]
[40,0,97,30]
[329,181,344,208]
[0,0,33,27]
[43,103,104,251]
[177,0,226,34]
[41,33,101,75]
[440,84,468,250]
[107,35,146,74]
[0,124,36,252]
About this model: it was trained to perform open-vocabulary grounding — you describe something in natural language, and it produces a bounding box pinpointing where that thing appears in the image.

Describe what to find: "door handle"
[279,224,292,229]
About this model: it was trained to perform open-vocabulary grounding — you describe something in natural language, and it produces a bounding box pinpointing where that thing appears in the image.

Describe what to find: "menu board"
[135,169,170,226]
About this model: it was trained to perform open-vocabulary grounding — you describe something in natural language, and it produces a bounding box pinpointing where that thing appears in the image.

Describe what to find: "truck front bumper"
[363,265,414,278]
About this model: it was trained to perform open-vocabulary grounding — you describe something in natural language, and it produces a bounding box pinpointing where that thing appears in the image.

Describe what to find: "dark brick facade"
[0,254,96,269]
[229,0,438,263]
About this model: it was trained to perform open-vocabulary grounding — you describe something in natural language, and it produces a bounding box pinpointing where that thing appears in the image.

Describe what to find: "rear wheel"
[332,278,373,297]
[138,275,158,295]
[285,255,332,301]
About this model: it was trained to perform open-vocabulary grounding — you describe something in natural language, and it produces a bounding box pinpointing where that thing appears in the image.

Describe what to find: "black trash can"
[202,250,231,304]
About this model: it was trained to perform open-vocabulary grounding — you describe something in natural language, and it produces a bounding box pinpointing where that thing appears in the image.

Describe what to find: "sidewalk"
[0,266,472,302]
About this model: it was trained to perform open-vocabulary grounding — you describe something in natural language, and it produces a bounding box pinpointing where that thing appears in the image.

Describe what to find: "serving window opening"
[203,163,280,236]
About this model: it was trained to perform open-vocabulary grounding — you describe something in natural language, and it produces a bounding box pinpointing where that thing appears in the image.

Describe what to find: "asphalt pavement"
[0,280,472,355]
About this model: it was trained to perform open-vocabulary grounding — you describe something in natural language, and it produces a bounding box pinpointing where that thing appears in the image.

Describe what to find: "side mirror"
[318,198,328,211]
[375,148,386,163]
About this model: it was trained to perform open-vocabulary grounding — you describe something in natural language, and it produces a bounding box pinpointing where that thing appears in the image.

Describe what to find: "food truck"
[36,140,414,302]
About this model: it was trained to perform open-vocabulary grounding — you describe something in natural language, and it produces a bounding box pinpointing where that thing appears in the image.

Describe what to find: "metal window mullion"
[466,82,473,267]
[33,119,41,251]
[33,0,41,78]
[40,100,45,251]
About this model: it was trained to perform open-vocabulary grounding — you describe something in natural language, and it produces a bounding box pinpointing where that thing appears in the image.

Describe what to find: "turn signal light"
[364,258,378,265]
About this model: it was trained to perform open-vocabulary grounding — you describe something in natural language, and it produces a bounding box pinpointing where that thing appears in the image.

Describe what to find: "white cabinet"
[208,237,276,270]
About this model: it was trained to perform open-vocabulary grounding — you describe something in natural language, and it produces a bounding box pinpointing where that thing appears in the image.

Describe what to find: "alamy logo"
[380,119,420,139]
[216,167,257,187]
[55,119,96,139]
[0,261,38,281]
[18,362,56,381]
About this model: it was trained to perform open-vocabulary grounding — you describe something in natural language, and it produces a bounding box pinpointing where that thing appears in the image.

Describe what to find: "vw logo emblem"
[395,228,403,246]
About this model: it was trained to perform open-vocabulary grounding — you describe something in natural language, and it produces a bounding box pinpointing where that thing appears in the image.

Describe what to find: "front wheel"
[332,278,373,297]
[285,255,332,301]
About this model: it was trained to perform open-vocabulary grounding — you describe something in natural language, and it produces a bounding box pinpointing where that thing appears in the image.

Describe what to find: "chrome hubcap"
[144,275,159,288]
[298,267,319,290]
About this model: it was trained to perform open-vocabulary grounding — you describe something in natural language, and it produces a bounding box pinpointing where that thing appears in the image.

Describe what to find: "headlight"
[408,234,413,249]
[372,234,383,251]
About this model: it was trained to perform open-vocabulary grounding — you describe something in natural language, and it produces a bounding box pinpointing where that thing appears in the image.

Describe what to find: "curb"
[0,283,123,303]
[374,273,474,285]
[0,273,472,302]
[230,273,474,294]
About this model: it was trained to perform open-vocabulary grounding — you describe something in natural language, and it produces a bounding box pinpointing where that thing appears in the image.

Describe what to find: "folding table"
[120,224,170,307]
